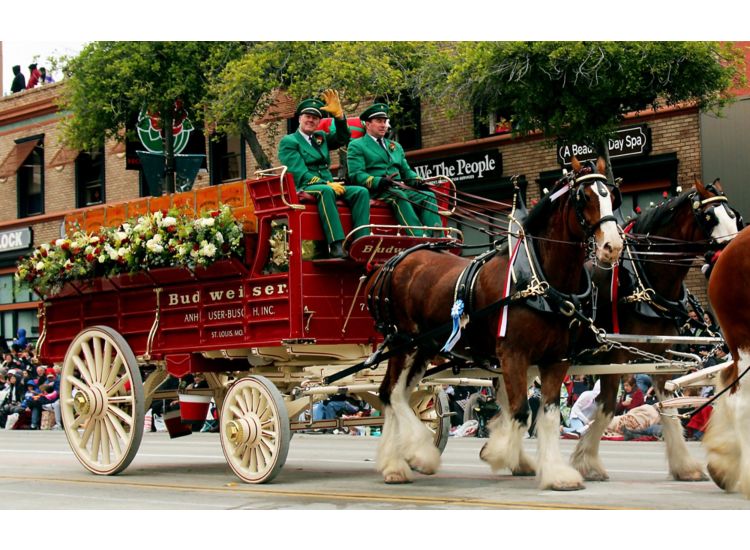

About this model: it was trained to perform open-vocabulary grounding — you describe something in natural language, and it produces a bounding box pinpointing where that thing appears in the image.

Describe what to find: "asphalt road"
[1,430,749,510]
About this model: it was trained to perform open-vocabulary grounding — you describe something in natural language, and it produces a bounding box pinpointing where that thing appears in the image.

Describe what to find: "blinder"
[570,172,619,236]
[691,191,738,242]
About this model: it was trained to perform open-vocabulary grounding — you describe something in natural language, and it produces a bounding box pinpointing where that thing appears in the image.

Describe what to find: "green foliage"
[422,41,746,145]
[59,41,243,151]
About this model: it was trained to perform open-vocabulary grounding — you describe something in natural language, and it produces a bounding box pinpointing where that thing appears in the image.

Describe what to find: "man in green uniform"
[278,90,370,258]
[347,103,441,237]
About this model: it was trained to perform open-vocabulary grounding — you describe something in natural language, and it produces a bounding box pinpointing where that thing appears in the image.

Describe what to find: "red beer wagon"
[32,168,460,483]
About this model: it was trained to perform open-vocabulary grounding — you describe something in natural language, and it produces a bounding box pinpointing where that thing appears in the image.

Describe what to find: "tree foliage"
[204,41,437,168]
[422,41,746,147]
[59,41,243,191]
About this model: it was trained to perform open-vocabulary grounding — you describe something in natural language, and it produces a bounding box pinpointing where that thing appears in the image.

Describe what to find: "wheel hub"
[73,392,91,416]
[226,413,260,448]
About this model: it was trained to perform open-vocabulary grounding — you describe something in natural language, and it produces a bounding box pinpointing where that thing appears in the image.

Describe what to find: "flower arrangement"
[16,204,244,296]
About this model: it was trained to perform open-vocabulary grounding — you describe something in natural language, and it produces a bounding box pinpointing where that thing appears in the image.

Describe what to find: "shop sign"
[558,125,651,166]
[0,227,32,253]
[411,149,502,185]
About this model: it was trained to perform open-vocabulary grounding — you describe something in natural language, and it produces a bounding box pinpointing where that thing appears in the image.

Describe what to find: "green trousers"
[378,188,442,237]
[303,184,370,243]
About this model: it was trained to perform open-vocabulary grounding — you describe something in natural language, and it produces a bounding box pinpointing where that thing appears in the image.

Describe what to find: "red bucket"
[164,410,192,439]
[178,394,212,422]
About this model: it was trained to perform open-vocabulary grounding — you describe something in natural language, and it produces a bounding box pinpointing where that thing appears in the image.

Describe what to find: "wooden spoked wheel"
[220,375,291,484]
[61,326,144,475]
[410,389,450,454]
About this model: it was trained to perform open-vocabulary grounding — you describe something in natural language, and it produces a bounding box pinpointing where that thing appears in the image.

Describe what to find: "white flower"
[214,232,224,244]
[115,231,128,242]
[195,217,215,228]
[117,247,128,257]
[36,261,45,271]
[55,238,66,246]
[160,216,177,228]
[98,255,107,263]
[200,243,217,257]
[90,236,100,244]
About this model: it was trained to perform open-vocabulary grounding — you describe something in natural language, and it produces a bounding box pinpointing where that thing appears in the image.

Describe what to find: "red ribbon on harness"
[612,220,636,334]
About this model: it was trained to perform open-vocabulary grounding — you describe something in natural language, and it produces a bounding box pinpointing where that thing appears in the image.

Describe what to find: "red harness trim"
[612,221,637,334]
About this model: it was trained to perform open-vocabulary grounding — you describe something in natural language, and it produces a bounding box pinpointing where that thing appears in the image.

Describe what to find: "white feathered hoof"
[382,462,414,484]
[407,445,441,476]
[574,461,610,482]
[479,441,514,473]
[671,467,708,482]
[707,461,736,492]
[539,465,585,491]
[511,453,537,476]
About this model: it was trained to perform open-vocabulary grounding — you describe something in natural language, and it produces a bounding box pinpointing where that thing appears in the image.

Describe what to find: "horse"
[569,179,741,483]
[704,225,750,497]
[365,157,623,490]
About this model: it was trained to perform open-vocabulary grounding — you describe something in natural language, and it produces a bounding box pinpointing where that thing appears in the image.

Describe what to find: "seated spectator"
[615,376,644,415]
[27,383,58,430]
[561,379,601,438]
[39,67,55,84]
[13,328,28,349]
[312,394,360,422]
[1,370,26,428]
[605,404,661,440]
[26,63,41,89]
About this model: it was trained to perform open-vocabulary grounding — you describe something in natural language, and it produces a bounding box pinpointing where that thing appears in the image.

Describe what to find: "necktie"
[377,138,387,151]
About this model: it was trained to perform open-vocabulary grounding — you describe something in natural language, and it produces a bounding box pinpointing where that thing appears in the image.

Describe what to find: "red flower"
[211,210,220,218]
[61,242,70,251]
[41,249,48,257]
[662,191,668,198]
[166,225,176,233]
[86,254,95,262]
[635,206,642,214]
[193,243,200,250]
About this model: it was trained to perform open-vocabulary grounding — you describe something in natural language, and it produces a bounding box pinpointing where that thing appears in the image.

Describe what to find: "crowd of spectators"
[1,329,61,430]
[9,63,55,93]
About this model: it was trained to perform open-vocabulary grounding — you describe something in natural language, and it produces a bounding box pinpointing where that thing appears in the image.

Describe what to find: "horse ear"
[571,156,582,172]
[596,157,607,176]
[694,177,709,198]
[713,178,724,193]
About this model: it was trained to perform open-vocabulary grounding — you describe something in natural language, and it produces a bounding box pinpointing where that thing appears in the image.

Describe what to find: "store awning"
[0,139,40,179]
[47,146,80,169]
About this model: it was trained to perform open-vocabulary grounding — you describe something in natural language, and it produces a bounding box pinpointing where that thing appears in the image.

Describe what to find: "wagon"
[35,168,461,483]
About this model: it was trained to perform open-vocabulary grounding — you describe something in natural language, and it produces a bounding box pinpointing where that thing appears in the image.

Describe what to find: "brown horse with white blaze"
[704,225,750,497]
[366,158,623,490]
[570,179,740,483]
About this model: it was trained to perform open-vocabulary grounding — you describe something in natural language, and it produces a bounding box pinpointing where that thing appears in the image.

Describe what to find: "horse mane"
[522,187,557,234]
[631,191,692,235]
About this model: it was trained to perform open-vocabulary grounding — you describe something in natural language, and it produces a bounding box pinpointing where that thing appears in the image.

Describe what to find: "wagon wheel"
[60,326,145,475]
[220,375,291,484]
[410,388,450,454]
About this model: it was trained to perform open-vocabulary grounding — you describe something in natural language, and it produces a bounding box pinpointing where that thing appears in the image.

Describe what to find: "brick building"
[1,59,746,346]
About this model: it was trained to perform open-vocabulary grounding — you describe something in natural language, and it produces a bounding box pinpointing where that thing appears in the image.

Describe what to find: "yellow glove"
[320,89,344,119]
[327,181,346,196]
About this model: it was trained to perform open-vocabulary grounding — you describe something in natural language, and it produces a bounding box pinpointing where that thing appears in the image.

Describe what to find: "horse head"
[569,156,623,265]
[692,177,742,246]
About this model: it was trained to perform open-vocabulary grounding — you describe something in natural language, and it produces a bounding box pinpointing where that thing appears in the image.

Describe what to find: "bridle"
[691,187,742,246]
[558,171,620,238]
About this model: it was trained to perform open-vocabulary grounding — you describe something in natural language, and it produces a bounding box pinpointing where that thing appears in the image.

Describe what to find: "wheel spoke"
[90,420,102,463]
[229,404,244,419]
[72,355,94,386]
[107,395,133,405]
[106,410,129,441]
[107,374,128,396]
[103,415,123,459]
[240,444,251,467]
[100,340,113,388]
[107,404,133,427]
[104,354,123,390]
[68,375,89,393]
[80,418,96,448]
[81,340,97,383]
[100,419,111,465]
[70,414,85,431]
[240,388,251,414]
[250,446,259,472]
[93,336,104,384]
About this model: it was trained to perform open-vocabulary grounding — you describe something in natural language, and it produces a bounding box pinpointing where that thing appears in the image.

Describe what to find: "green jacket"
[347,135,418,192]
[278,118,350,190]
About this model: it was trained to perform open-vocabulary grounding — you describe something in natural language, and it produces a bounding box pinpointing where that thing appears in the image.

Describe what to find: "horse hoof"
[550,481,586,492]
[673,470,708,482]
[707,463,731,491]
[384,473,412,484]
[582,471,610,482]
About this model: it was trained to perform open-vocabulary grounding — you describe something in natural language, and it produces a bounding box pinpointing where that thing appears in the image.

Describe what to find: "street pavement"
[1,430,750,510]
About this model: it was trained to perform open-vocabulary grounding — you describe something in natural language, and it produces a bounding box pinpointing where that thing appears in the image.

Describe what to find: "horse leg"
[485,373,536,476]
[536,363,585,491]
[376,350,440,483]
[704,357,743,493]
[654,375,708,482]
[479,361,534,476]
[570,374,618,482]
